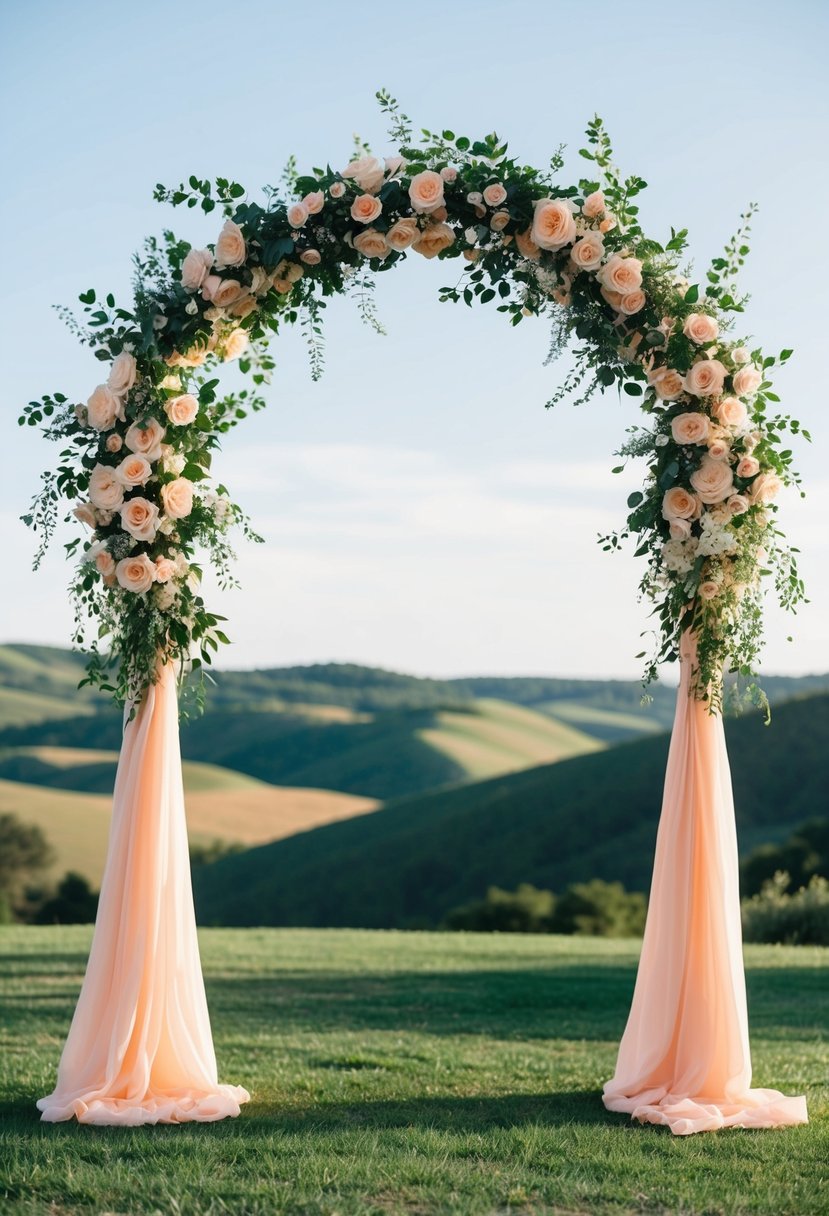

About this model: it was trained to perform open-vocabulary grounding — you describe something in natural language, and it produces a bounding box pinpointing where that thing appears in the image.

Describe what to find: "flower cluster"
[21,98,805,708]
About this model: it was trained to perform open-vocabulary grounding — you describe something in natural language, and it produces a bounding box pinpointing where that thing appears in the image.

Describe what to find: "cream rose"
[125,417,166,462]
[120,496,160,542]
[483,182,507,207]
[222,329,249,361]
[341,155,385,194]
[303,190,324,215]
[73,502,96,529]
[684,359,727,398]
[531,198,576,251]
[329,181,346,199]
[88,464,125,511]
[350,193,383,225]
[490,211,510,232]
[385,156,406,178]
[690,456,735,503]
[409,169,445,214]
[440,165,457,183]
[353,229,389,259]
[617,289,646,316]
[115,455,152,488]
[215,219,246,268]
[699,581,721,600]
[748,466,782,500]
[154,556,177,583]
[300,248,321,266]
[669,518,692,540]
[412,222,455,259]
[286,201,309,228]
[87,384,122,432]
[732,345,751,365]
[105,433,123,453]
[386,217,419,251]
[732,365,763,396]
[116,553,156,594]
[165,393,199,426]
[570,233,604,271]
[662,486,699,520]
[582,190,605,218]
[181,247,212,291]
[161,477,194,519]
[671,413,710,445]
[708,438,731,460]
[95,550,116,579]
[107,351,137,396]
[682,313,719,345]
[736,455,760,478]
[597,254,643,296]
[714,396,748,430]
[727,494,750,515]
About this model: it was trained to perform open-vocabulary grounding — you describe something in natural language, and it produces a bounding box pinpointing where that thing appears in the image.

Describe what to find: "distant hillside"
[192,693,829,928]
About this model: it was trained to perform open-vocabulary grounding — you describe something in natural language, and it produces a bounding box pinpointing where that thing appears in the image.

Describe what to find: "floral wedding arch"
[22,95,805,711]
[26,96,810,1135]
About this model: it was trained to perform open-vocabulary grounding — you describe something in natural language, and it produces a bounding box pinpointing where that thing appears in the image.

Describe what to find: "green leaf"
[683,284,700,304]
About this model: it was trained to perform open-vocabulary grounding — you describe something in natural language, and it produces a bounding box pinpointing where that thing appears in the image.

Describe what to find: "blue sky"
[1,0,827,678]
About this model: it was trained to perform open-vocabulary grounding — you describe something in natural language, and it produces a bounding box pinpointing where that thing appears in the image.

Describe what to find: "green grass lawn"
[0,928,826,1215]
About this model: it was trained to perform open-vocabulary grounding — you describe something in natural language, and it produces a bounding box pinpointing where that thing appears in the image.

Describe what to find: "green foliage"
[444,879,646,937]
[445,884,556,933]
[189,838,245,867]
[33,871,98,925]
[742,872,829,945]
[0,814,54,912]
[741,818,829,897]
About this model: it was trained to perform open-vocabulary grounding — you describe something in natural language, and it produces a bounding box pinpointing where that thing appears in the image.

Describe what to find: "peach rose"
[222,329,249,361]
[115,454,152,488]
[463,249,479,263]
[107,351,137,396]
[161,477,194,519]
[531,198,576,251]
[515,227,541,262]
[490,210,510,232]
[386,217,420,251]
[713,396,748,430]
[597,254,643,296]
[228,294,256,319]
[154,556,177,583]
[286,201,309,228]
[662,486,699,520]
[300,248,321,265]
[329,181,346,199]
[165,393,199,426]
[412,222,455,259]
[743,430,763,454]
[727,494,750,515]
[440,165,458,183]
[649,367,685,401]
[125,417,166,462]
[599,216,616,233]
[385,156,406,178]
[409,169,445,214]
[748,466,782,500]
[682,313,719,345]
[483,182,507,207]
[212,278,247,309]
[95,550,116,579]
[570,233,604,271]
[116,553,156,594]
[353,229,389,259]
[736,455,760,478]
[617,289,646,316]
[341,155,385,194]
[215,219,246,268]
[350,193,383,225]
[106,434,123,453]
[669,518,692,540]
[690,456,734,503]
[699,581,721,600]
[671,413,710,445]
[732,365,763,397]
[684,359,727,398]
[73,502,96,529]
[120,496,159,542]
[707,438,731,460]
[181,247,212,291]
[88,464,125,511]
[87,384,123,432]
[582,190,605,218]
[732,345,751,364]
[303,190,324,215]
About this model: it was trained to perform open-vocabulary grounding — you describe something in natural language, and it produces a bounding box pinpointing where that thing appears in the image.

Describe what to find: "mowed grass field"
[0,928,826,1216]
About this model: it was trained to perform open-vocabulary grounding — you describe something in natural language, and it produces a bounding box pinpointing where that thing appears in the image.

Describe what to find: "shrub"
[444,884,555,933]
[444,879,646,937]
[741,819,829,896]
[34,872,99,925]
[742,870,829,945]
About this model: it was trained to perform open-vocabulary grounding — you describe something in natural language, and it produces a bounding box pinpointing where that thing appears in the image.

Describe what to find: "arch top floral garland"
[21,95,806,710]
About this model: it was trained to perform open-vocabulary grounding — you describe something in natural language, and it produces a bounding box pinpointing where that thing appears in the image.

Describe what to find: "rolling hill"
[192,691,829,929]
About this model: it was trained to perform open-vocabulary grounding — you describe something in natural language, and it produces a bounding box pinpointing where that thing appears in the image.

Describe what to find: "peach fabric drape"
[603,632,807,1134]
[38,662,249,1125]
